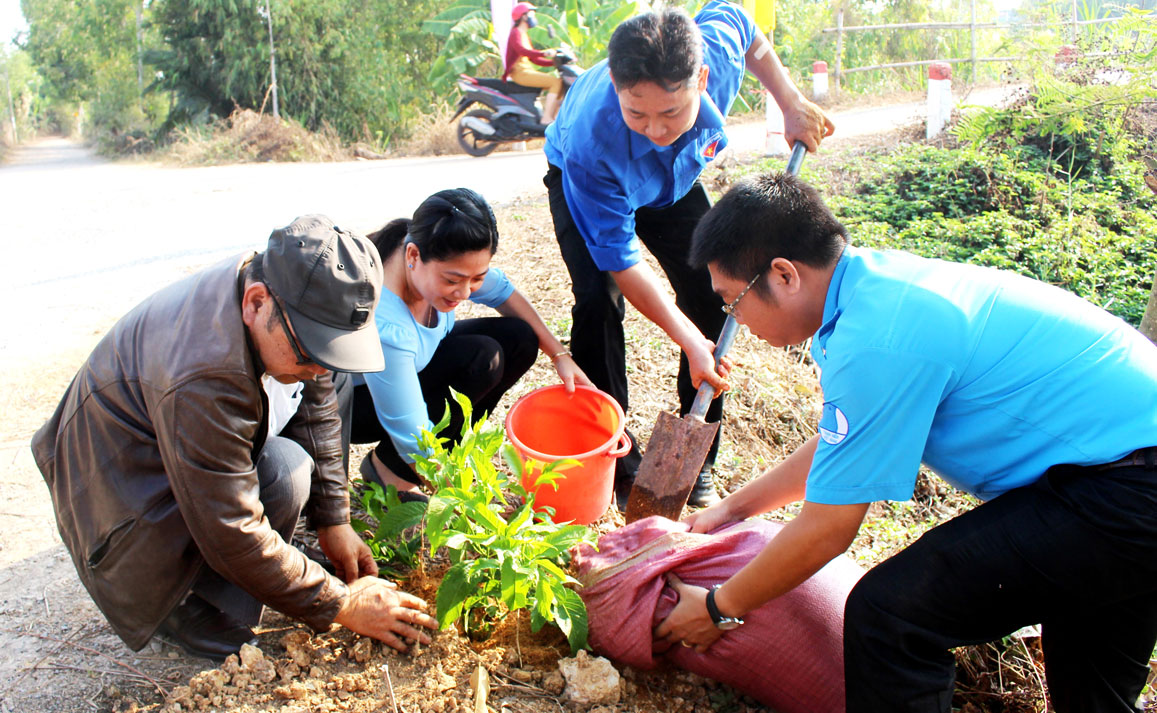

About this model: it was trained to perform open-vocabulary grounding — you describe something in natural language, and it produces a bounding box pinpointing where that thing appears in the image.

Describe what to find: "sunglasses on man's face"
[268,291,315,366]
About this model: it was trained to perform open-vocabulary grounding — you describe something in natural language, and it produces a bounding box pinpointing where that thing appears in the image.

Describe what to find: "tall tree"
[21,0,150,130]
[147,0,448,142]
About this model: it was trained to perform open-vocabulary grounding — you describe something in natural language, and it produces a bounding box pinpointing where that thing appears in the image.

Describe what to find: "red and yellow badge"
[702,139,720,160]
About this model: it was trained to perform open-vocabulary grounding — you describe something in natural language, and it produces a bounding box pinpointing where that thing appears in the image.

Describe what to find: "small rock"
[277,661,301,681]
[510,669,533,683]
[189,668,229,696]
[239,643,265,669]
[558,650,621,706]
[350,636,372,664]
[221,654,242,677]
[541,670,565,695]
[273,681,310,701]
[282,630,313,668]
[167,685,193,708]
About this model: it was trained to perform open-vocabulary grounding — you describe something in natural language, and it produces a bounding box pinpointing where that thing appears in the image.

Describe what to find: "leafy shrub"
[350,482,426,580]
[355,391,596,652]
[823,144,1157,325]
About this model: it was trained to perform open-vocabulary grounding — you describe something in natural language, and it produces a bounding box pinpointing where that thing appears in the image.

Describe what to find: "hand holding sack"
[572,516,864,713]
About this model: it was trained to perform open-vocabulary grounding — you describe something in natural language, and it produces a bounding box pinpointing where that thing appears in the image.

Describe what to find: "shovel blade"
[624,410,720,523]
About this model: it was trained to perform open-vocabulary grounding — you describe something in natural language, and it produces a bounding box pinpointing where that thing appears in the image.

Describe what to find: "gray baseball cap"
[262,214,385,373]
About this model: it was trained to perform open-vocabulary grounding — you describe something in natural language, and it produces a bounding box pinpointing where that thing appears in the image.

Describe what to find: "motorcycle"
[452,51,583,157]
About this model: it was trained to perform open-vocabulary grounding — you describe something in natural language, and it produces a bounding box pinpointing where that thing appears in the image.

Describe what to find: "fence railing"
[820,3,1130,93]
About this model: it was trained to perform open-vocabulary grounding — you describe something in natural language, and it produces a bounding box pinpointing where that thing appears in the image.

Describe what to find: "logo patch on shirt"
[702,140,720,159]
[818,403,849,445]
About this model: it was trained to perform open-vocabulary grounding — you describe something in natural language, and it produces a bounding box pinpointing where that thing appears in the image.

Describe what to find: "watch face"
[716,618,742,631]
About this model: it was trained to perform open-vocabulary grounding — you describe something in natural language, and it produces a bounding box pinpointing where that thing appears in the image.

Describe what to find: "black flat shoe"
[156,593,258,662]
[359,453,429,503]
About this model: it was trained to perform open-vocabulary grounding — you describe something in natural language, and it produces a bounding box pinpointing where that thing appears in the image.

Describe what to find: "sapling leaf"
[555,587,589,652]
[501,443,525,480]
[506,504,533,534]
[436,562,472,629]
[535,558,576,585]
[379,500,427,534]
[499,557,517,608]
[534,575,555,623]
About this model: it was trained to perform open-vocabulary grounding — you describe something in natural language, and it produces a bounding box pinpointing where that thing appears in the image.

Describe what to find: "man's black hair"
[690,173,848,291]
[607,7,702,92]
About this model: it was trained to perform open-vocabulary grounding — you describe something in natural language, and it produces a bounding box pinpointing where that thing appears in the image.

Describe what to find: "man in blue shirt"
[654,173,1157,712]
[544,1,833,508]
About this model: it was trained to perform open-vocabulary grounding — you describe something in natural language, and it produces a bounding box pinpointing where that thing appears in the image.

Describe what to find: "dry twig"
[0,627,169,698]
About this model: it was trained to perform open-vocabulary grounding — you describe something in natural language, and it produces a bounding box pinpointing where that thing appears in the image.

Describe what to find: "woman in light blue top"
[347,188,590,499]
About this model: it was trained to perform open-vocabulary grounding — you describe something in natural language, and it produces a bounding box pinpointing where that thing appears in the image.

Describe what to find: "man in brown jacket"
[32,215,438,661]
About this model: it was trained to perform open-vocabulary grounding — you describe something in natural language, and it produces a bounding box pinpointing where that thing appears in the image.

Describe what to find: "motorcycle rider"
[504,2,562,125]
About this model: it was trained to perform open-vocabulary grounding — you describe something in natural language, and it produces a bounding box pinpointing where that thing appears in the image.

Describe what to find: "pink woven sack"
[572,516,864,713]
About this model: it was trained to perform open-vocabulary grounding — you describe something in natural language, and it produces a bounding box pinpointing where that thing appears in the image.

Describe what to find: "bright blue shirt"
[543,0,755,271]
[806,246,1157,504]
[362,268,515,462]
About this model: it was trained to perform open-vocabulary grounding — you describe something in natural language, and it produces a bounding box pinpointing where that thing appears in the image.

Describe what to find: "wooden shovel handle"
[688,140,809,420]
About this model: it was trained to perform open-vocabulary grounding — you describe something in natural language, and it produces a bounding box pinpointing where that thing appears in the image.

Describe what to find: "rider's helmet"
[512,2,536,22]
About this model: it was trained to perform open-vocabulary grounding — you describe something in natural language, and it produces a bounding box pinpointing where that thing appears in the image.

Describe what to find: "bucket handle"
[608,431,632,459]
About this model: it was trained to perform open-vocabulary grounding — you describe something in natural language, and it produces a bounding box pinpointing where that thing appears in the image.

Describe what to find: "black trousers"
[345,316,537,485]
[544,163,727,485]
[844,456,1157,712]
[192,371,364,625]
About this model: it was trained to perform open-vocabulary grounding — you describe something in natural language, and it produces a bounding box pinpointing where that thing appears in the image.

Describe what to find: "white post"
[492,0,515,62]
[926,62,952,140]
[764,91,788,156]
[812,60,829,101]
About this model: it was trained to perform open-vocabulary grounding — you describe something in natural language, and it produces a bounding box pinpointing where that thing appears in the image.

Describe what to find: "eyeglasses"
[268,290,315,366]
[721,267,768,317]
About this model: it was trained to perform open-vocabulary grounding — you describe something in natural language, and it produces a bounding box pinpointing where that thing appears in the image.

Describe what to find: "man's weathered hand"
[334,577,439,652]
[317,523,378,583]
[783,97,835,153]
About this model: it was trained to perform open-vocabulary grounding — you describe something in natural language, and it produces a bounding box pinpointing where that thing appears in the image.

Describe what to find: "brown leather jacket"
[32,254,350,650]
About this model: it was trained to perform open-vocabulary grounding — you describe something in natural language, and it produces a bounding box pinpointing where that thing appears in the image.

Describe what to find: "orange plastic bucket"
[505,385,631,524]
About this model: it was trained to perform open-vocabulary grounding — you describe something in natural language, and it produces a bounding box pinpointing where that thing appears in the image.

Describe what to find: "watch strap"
[705,584,727,624]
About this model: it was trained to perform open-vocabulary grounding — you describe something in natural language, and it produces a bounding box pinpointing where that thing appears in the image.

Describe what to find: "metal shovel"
[624,141,808,523]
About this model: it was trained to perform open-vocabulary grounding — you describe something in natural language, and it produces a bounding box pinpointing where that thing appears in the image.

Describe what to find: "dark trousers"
[544,163,727,485]
[346,316,538,484]
[192,435,314,627]
[844,458,1157,712]
[194,371,355,625]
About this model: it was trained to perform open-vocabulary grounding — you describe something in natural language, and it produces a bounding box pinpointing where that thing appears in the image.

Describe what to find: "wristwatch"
[705,584,744,631]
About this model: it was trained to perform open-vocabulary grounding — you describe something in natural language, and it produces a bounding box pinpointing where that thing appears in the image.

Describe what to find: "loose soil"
[2,128,1154,713]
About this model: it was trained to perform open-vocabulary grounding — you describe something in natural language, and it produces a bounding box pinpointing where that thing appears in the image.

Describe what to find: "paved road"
[0,84,1018,371]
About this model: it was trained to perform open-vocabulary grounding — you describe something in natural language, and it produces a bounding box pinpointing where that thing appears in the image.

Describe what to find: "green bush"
[818,144,1157,325]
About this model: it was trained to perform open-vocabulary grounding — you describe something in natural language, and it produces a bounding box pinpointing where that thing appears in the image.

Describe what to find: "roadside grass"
[388,103,465,157]
[157,109,351,165]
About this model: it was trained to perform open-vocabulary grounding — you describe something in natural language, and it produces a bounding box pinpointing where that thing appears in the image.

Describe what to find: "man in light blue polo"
[543,1,833,509]
[654,173,1157,712]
